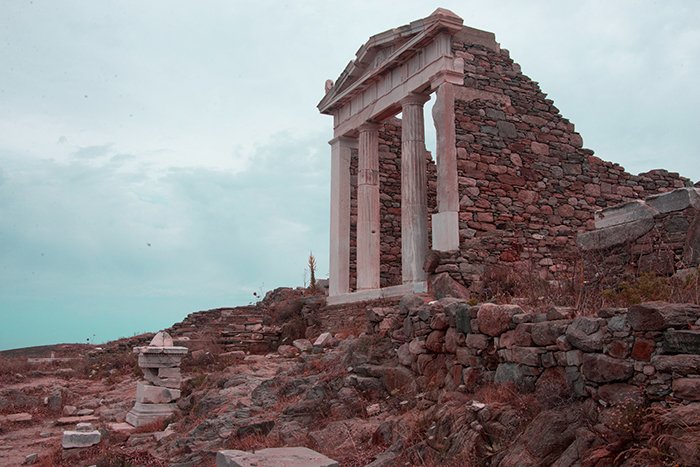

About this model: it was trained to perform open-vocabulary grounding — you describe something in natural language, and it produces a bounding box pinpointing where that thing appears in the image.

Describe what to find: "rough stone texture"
[651,355,700,375]
[581,354,634,383]
[216,447,339,467]
[628,302,700,331]
[370,297,700,403]
[662,329,700,354]
[477,303,522,336]
[565,317,605,352]
[429,272,470,300]
[577,218,654,251]
[135,382,181,404]
[672,378,700,401]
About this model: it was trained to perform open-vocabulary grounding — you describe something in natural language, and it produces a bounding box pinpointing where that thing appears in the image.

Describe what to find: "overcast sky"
[1,0,698,350]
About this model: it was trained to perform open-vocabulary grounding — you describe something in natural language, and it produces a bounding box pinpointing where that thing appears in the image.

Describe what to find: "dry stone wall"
[368,297,700,405]
[439,39,692,291]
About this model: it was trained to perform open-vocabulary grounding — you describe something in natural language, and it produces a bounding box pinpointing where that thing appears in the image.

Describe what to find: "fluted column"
[329,136,355,296]
[356,122,381,290]
[431,82,460,251]
[401,93,430,284]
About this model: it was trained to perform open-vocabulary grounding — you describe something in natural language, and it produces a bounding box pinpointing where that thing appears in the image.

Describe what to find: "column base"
[432,211,460,251]
[126,402,176,427]
[326,281,427,305]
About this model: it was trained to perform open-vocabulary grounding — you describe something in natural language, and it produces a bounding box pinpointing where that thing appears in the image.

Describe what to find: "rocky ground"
[1,288,699,466]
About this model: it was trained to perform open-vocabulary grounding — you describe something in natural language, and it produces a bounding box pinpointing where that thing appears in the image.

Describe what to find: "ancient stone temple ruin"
[318,8,692,304]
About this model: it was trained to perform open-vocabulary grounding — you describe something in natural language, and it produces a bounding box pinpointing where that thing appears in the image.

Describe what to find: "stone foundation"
[369,297,700,404]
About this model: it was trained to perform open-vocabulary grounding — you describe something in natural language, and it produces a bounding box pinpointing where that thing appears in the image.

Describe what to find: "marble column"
[356,122,381,290]
[401,93,430,284]
[431,82,460,251]
[329,136,355,296]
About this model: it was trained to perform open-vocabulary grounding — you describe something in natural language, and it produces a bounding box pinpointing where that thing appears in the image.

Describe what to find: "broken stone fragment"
[292,339,313,352]
[593,199,659,229]
[577,218,654,251]
[62,427,101,449]
[646,187,700,214]
[313,332,333,347]
[149,331,174,347]
[136,382,181,404]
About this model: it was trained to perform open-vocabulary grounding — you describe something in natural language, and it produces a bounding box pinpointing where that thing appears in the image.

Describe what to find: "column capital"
[328,135,358,148]
[401,93,430,107]
[358,121,381,132]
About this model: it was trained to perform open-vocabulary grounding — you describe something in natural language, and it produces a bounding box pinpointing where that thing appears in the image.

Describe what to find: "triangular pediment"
[319,8,464,113]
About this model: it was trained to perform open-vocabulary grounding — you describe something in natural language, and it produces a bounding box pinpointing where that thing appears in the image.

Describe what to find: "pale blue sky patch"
[0,0,698,349]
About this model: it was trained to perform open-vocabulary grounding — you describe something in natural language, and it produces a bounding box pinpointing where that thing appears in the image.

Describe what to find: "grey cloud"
[73,143,113,159]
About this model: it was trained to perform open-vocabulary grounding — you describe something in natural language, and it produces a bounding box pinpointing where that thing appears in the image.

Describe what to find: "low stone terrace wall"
[368,297,700,404]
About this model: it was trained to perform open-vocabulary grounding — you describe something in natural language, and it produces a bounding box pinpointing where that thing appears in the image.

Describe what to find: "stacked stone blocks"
[369,296,700,404]
[126,331,187,427]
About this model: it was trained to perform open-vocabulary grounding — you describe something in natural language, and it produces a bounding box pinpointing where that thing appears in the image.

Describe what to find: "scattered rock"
[313,332,333,347]
[293,339,313,353]
[277,344,300,358]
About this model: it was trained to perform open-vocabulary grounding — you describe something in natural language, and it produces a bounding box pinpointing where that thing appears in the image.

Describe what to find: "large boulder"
[498,408,581,466]
[429,272,470,300]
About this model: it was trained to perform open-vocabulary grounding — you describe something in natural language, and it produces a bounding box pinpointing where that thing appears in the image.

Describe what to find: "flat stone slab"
[216,447,339,467]
[137,353,185,368]
[108,422,135,433]
[646,187,700,214]
[594,199,658,229]
[62,430,101,449]
[134,346,188,355]
[55,415,99,425]
[326,281,427,306]
[0,413,32,423]
[577,218,654,251]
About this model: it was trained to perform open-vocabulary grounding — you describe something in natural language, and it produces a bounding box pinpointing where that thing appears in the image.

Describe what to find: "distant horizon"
[2,1,698,351]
